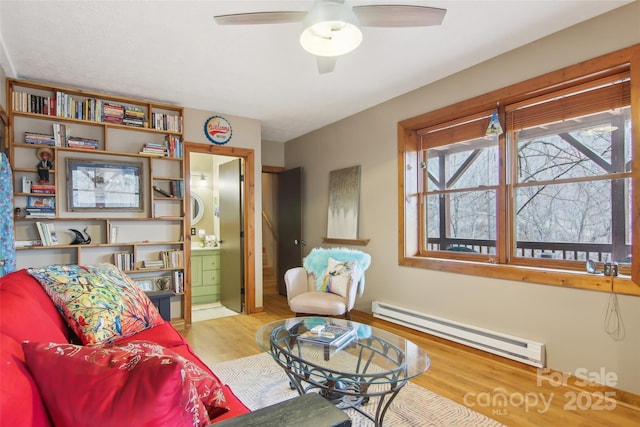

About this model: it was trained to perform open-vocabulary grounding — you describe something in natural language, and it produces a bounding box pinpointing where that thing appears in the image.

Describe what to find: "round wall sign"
[204,116,232,145]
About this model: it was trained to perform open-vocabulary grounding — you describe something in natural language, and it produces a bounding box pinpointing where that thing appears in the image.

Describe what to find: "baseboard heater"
[371,301,546,368]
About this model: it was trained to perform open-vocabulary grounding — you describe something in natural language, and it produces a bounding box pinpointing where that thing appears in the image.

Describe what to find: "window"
[399,45,639,293]
[420,112,499,257]
[508,76,631,269]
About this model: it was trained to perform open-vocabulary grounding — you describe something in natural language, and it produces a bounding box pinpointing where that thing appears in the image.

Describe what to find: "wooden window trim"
[398,44,640,296]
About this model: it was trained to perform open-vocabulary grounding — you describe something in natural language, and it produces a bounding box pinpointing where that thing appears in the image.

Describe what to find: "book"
[297,325,356,347]
[34,222,58,246]
[113,251,134,271]
[27,195,55,209]
[143,259,164,269]
[25,212,55,219]
[52,123,68,146]
[160,249,184,268]
[21,176,32,193]
[29,185,56,195]
[47,223,59,245]
[153,185,174,198]
[24,132,55,145]
[15,239,43,248]
[173,270,184,293]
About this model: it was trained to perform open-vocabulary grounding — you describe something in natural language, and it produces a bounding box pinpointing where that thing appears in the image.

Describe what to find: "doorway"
[184,142,256,327]
[261,167,303,301]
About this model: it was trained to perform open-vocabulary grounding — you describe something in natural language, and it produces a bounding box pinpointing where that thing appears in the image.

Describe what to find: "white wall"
[262,140,285,167]
[285,2,640,394]
[184,107,264,307]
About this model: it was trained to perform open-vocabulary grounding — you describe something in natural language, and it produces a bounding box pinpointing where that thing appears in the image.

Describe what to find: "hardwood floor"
[182,294,640,426]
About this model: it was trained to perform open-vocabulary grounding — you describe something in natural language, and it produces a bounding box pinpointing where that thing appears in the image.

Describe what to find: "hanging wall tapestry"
[0,152,16,275]
[326,165,361,239]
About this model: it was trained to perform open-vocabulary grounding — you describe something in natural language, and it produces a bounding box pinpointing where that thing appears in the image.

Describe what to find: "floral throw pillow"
[318,257,359,298]
[28,264,162,345]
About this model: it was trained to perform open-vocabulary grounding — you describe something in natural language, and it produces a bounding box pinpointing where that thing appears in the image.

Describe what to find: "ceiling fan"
[214,1,446,74]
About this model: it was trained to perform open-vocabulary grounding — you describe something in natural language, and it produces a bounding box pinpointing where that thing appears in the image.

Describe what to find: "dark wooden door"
[276,167,303,295]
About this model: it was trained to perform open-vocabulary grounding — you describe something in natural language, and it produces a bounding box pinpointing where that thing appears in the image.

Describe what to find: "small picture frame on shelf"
[27,196,55,209]
[134,278,154,292]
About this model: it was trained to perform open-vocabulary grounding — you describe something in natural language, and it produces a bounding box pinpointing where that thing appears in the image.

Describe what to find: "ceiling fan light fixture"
[586,124,618,135]
[300,1,362,57]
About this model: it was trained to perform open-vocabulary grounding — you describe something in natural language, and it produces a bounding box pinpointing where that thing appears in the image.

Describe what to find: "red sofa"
[0,268,250,426]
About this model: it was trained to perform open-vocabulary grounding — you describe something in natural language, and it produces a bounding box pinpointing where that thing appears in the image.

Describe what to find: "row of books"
[56,91,97,120]
[25,124,98,149]
[140,142,168,156]
[13,91,181,132]
[113,252,135,271]
[142,259,165,269]
[34,222,59,246]
[103,103,125,124]
[13,93,56,116]
[22,178,56,195]
[161,249,184,269]
[13,91,103,122]
[32,185,56,194]
[139,137,183,158]
[15,239,43,248]
[124,106,145,127]
[53,123,69,146]
[25,130,181,154]
[24,132,56,146]
[173,270,185,294]
[67,136,99,150]
[165,135,183,158]
[152,112,183,133]
[170,180,184,198]
[25,208,55,219]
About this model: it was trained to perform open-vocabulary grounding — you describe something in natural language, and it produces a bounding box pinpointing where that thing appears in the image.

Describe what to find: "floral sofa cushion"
[27,264,162,345]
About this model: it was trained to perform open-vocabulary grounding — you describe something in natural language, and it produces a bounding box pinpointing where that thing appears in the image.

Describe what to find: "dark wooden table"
[211,393,351,427]
[145,290,174,321]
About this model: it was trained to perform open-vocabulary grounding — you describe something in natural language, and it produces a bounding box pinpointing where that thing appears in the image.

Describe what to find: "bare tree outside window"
[420,82,631,267]
[513,106,631,262]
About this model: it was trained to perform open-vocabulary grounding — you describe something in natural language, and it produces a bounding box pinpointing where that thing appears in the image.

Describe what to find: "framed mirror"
[191,192,204,224]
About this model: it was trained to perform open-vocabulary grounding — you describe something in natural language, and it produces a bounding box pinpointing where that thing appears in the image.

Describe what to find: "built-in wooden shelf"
[321,237,370,246]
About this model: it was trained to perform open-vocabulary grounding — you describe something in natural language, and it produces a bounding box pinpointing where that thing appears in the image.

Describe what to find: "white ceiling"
[0,0,632,143]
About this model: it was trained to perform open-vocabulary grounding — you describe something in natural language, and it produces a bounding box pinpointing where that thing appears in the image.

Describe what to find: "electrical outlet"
[190,228,196,236]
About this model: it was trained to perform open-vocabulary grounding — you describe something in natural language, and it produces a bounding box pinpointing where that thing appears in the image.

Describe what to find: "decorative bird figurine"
[69,227,91,245]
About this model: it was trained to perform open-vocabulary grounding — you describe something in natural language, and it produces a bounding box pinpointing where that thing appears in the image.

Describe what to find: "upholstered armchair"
[285,248,371,319]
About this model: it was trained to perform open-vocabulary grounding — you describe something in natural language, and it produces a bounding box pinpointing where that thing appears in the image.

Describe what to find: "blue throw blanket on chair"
[303,247,371,297]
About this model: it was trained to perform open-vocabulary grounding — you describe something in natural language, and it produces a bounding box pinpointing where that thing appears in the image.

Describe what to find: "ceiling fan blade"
[317,56,337,74]
[352,5,446,27]
[214,11,306,25]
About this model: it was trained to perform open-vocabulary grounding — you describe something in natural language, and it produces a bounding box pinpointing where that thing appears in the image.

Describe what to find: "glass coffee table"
[256,317,430,427]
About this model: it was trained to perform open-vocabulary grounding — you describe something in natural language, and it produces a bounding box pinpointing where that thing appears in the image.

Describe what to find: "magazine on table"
[297,324,356,347]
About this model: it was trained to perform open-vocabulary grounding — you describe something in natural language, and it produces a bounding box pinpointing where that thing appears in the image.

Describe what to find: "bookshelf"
[7,78,187,327]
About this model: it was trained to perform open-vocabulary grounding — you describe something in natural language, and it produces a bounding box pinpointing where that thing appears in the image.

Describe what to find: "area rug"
[211,352,504,426]
[192,304,239,322]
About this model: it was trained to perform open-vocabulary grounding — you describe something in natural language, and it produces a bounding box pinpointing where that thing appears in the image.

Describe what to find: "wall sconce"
[191,172,208,187]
